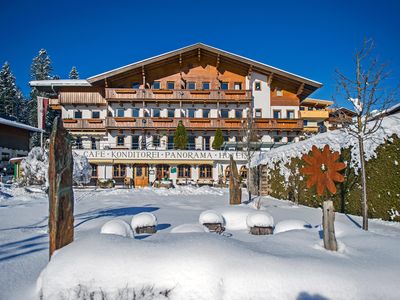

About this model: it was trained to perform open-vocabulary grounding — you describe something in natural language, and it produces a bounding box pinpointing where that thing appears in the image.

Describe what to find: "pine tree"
[69,66,79,79]
[173,121,188,150]
[29,49,59,146]
[212,128,224,150]
[0,62,26,121]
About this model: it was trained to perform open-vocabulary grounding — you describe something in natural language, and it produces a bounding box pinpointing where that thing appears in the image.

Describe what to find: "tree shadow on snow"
[74,206,159,228]
[345,214,362,229]
[297,292,329,300]
[0,234,47,262]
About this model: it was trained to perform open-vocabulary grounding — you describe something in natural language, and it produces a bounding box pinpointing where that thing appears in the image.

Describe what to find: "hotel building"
[30,43,322,187]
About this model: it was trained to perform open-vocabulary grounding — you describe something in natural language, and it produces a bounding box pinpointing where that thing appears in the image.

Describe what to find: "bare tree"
[336,38,398,230]
[241,106,261,202]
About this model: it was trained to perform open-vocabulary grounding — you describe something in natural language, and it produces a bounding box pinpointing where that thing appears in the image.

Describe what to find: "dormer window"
[152,81,161,89]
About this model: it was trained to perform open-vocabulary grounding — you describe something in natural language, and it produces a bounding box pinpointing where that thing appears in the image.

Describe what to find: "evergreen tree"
[212,128,224,150]
[69,66,79,79]
[0,62,26,121]
[29,49,59,146]
[173,121,188,150]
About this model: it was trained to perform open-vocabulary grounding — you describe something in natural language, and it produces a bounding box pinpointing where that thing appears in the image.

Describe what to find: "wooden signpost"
[300,145,346,251]
[229,155,242,205]
[48,117,74,259]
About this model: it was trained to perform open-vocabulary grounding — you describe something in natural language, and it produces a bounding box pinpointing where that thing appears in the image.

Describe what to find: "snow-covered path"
[1,185,400,299]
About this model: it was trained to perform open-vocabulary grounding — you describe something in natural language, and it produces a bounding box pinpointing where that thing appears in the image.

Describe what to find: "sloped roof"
[0,117,44,132]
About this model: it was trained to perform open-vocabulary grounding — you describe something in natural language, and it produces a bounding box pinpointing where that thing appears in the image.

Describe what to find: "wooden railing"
[299,110,329,119]
[62,119,105,130]
[105,88,252,102]
[105,117,303,131]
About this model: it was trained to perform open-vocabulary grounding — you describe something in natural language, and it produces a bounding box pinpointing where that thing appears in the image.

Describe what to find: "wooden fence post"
[48,117,74,259]
[323,200,338,251]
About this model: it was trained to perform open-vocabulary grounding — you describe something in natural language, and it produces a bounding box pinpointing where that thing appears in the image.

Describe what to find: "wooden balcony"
[62,118,105,131]
[299,110,329,119]
[105,88,252,103]
[105,117,303,131]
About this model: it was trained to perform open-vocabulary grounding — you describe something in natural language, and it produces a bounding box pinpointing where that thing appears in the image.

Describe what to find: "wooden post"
[48,117,74,259]
[323,200,338,251]
[229,155,242,205]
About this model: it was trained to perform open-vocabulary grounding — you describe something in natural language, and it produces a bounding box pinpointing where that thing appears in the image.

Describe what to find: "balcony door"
[134,164,149,187]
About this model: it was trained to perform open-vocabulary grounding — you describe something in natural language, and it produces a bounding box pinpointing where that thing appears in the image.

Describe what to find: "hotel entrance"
[156,164,170,180]
[133,164,149,187]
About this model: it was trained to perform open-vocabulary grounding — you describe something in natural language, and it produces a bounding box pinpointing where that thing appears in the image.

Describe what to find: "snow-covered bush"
[170,223,206,233]
[19,148,92,187]
[72,152,92,185]
[246,212,274,228]
[100,219,134,238]
[199,210,224,225]
[19,147,48,187]
[131,212,157,230]
[274,219,311,234]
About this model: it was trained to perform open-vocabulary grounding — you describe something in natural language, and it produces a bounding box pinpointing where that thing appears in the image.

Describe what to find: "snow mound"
[100,219,134,238]
[199,210,224,225]
[274,219,311,234]
[131,212,157,229]
[218,207,255,230]
[170,223,206,233]
[246,212,274,228]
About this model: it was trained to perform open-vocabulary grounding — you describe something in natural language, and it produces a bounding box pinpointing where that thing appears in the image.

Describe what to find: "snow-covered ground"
[1,185,400,299]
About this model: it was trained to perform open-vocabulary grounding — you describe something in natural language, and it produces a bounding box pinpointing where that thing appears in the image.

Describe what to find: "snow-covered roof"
[0,117,43,133]
[29,79,91,87]
[87,43,322,88]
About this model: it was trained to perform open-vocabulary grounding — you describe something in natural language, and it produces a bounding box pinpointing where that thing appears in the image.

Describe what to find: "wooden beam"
[297,83,305,95]
[198,48,201,62]
[267,73,274,86]
[142,66,146,88]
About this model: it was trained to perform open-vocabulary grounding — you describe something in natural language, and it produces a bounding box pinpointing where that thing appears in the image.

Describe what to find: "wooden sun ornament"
[300,145,346,196]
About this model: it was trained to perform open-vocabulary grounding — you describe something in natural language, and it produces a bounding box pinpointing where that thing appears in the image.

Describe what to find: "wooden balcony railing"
[62,119,105,131]
[299,110,329,119]
[105,117,303,131]
[105,88,252,102]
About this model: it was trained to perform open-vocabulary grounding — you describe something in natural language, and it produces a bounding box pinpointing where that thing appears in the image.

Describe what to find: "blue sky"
[1,0,399,107]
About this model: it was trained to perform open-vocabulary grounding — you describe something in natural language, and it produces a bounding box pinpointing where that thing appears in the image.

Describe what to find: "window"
[223,135,229,142]
[132,136,139,149]
[274,136,282,143]
[308,107,313,111]
[1,152,10,161]
[276,88,283,96]
[202,82,210,90]
[234,82,242,90]
[254,81,261,91]
[273,110,281,119]
[132,108,140,117]
[202,109,210,118]
[156,164,169,180]
[167,109,175,118]
[300,106,305,111]
[255,109,262,118]
[203,136,210,150]
[287,136,294,143]
[143,109,150,117]
[153,135,160,147]
[75,137,83,149]
[113,164,126,177]
[92,111,100,119]
[167,81,175,89]
[153,108,160,118]
[188,109,196,118]
[117,136,125,146]
[116,108,125,118]
[178,165,191,178]
[188,136,195,150]
[74,111,82,118]
[235,109,242,118]
[287,110,295,119]
[91,137,98,150]
[304,120,308,126]
[132,82,140,89]
[220,82,229,90]
[141,135,147,149]
[152,81,161,89]
[90,164,98,178]
[199,165,212,178]
[187,82,196,90]
[168,136,174,150]
[221,109,229,118]
[179,109,185,117]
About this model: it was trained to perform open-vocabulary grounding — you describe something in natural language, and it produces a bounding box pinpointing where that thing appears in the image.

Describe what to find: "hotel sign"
[74,150,247,162]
